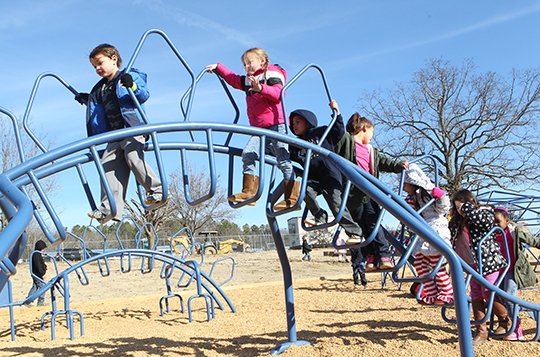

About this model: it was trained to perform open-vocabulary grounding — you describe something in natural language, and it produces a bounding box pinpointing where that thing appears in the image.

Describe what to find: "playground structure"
[1,29,540,356]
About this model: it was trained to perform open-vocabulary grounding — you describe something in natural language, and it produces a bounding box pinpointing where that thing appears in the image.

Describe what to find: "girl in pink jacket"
[207,48,298,211]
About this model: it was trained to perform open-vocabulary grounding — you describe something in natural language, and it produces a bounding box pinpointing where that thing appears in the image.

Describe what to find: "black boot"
[359,270,367,286]
[353,268,367,286]
[353,270,360,285]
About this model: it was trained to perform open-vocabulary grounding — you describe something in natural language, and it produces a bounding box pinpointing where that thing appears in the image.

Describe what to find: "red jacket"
[215,63,286,128]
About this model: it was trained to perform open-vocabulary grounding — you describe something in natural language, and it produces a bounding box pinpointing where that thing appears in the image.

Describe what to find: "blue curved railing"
[3,29,540,356]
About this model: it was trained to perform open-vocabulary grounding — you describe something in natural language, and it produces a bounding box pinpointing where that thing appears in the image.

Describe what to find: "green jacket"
[333,114,404,205]
[510,223,540,289]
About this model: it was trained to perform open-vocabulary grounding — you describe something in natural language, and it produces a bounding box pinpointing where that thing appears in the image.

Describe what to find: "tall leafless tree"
[168,167,237,233]
[0,116,56,230]
[124,167,237,248]
[360,58,540,194]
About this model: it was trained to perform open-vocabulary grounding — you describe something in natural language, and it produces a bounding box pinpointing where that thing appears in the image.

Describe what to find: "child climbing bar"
[75,43,164,224]
[493,206,540,341]
[403,163,453,305]
[449,189,509,346]
[206,48,298,211]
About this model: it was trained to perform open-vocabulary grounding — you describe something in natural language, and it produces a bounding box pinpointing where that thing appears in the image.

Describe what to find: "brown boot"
[492,299,511,336]
[471,300,488,346]
[273,180,301,211]
[473,323,489,346]
[228,174,259,206]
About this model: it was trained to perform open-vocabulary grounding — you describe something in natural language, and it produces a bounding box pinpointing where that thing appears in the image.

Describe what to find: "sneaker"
[418,296,436,305]
[365,254,377,272]
[144,192,163,205]
[345,234,365,245]
[305,210,328,226]
[435,296,454,306]
[504,331,525,341]
[315,210,328,224]
[37,301,46,307]
[378,257,394,270]
[88,209,105,221]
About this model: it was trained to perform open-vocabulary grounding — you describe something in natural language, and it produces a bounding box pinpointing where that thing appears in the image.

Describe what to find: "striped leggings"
[413,253,454,303]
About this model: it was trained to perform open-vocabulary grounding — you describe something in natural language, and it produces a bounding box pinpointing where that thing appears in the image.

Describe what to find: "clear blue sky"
[1,0,540,231]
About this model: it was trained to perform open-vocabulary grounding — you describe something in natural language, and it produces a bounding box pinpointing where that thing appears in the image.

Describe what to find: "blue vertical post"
[267,215,309,355]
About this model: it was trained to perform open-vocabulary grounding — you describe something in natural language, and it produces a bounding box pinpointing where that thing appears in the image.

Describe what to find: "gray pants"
[99,135,162,219]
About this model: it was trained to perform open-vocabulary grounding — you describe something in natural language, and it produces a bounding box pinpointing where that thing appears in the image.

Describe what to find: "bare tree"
[124,197,177,249]
[360,58,540,194]
[169,167,237,234]
[123,167,237,247]
[0,116,56,230]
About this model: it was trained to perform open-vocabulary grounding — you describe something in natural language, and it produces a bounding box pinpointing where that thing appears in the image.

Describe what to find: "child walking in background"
[335,231,349,263]
[332,100,407,271]
[24,240,48,306]
[288,108,363,244]
[206,48,297,211]
[403,163,453,305]
[449,189,508,346]
[301,235,312,261]
[75,43,163,224]
[493,207,540,341]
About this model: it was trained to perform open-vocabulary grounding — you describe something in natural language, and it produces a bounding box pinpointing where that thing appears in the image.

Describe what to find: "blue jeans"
[242,124,293,180]
[501,271,519,318]
[348,198,391,259]
[26,277,46,304]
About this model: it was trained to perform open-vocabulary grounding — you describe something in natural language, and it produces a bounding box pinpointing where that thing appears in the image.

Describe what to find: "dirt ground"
[2,249,540,356]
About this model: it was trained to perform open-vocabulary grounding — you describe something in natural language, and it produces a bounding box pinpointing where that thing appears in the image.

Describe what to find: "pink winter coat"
[215,63,286,128]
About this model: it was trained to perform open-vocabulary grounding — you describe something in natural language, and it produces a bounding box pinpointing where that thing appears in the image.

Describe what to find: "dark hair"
[450,189,478,220]
[346,113,374,135]
[451,189,478,206]
[89,43,122,67]
[494,207,510,220]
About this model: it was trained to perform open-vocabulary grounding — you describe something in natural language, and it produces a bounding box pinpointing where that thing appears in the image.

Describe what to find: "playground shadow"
[0,323,459,357]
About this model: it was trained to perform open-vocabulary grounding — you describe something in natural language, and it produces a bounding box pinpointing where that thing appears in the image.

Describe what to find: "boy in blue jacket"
[75,44,163,224]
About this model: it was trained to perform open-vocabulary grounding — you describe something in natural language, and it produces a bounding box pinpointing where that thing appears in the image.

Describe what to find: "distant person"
[75,43,163,224]
[332,99,408,271]
[24,240,48,306]
[288,106,363,244]
[206,48,299,211]
[403,163,453,305]
[334,231,349,263]
[301,235,312,261]
[493,207,540,341]
[449,189,508,346]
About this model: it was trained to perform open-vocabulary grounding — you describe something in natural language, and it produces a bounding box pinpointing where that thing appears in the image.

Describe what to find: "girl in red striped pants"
[403,163,454,305]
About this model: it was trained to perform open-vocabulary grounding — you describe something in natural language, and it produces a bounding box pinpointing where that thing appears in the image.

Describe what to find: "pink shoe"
[378,256,394,270]
[365,255,376,272]
[504,331,525,341]
[504,320,525,341]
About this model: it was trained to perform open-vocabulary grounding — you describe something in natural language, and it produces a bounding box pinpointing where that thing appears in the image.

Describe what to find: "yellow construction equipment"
[171,234,249,255]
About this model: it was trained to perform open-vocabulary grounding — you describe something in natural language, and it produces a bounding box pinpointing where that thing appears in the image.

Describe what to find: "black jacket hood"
[35,239,47,251]
[289,109,318,135]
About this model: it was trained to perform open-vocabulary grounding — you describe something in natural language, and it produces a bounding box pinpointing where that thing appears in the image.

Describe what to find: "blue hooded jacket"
[86,68,150,136]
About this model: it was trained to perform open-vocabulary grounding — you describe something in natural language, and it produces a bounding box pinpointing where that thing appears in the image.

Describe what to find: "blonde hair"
[241,48,269,68]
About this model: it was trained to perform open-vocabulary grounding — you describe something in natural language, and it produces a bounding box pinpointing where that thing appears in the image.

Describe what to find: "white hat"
[404,163,434,191]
